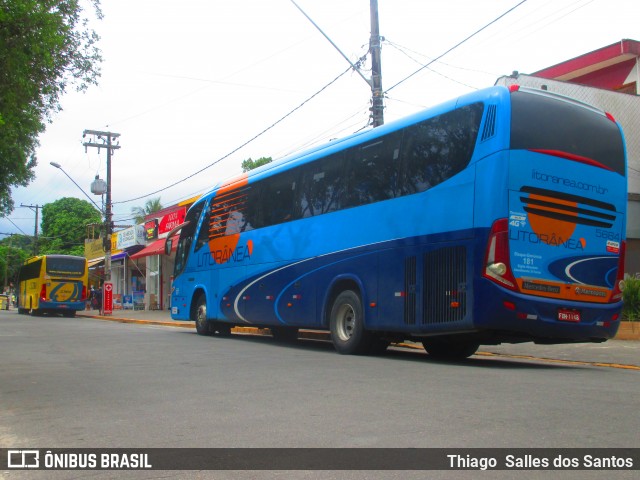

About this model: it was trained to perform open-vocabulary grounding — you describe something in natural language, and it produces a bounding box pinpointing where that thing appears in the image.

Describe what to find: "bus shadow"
[182,329,578,370]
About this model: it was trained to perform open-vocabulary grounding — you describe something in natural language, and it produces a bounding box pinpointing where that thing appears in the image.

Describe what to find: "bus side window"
[194,200,210,251]
[345,131,403,208]
[243,183,263,230]
[262,170,300,226]
[299,152,346,218]
[401,103,483,195]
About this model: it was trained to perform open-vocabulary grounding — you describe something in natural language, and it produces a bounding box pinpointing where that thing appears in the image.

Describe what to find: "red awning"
[129,238,176,260]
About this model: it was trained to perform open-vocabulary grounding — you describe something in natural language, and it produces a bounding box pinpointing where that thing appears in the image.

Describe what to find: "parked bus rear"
[18,255,88,317]
[475,86,627,344]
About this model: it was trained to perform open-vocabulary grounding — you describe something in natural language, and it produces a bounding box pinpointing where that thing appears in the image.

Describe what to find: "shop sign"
[116,225,145,249]
[84,238,104,261]
[145,219,158,241]
[110,235,122,255]
[159,207,186,235]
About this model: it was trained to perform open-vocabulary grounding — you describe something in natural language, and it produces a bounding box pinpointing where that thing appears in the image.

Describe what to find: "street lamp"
[49,162,103,213]
[82,130,120,287]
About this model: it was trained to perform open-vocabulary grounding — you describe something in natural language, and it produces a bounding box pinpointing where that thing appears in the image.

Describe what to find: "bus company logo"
[200,237,253,266]
[50,282,81,302]
[518,188,586,249]
[211,240,253,264]
[509,230,586,250]
[8,450,39,468]
[531,169,608,195]
[575,287,607,298]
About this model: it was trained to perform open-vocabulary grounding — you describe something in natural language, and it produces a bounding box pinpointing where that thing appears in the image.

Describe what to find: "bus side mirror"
[164,238,172,255]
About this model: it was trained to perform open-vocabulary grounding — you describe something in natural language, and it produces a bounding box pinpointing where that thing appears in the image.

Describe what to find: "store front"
[84,226,147,309]
[131,204,187,310]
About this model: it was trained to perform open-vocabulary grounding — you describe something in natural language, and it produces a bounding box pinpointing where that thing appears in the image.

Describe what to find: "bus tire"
[422,337,479,360]
[329,290,371,355]
[194,296,212,336]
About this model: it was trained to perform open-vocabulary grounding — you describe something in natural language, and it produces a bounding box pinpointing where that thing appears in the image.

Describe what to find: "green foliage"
[0,242,29,289]
[241,157,273,172]
[0,0,103,216]
[622,276,640,321]
[40,197,101,255]
[131,197,163,224]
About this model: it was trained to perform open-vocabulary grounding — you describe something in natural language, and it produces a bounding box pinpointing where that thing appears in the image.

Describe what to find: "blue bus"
[168,85,627,358]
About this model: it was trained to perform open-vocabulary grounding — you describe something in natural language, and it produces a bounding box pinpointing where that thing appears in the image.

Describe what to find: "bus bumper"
[38,301,87,312]
[474,280,622,343]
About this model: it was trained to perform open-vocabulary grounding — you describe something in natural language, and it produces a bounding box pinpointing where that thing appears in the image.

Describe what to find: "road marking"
[474,351,640,371]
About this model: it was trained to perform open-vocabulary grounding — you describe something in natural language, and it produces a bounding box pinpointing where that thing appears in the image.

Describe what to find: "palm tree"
[131,197,163,224]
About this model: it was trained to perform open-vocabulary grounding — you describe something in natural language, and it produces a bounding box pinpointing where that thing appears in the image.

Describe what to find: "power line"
[385,0,529,94]
[113,66,353,206]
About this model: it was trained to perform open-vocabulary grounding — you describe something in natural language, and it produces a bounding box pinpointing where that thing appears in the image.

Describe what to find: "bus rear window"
[46,257,86,277]
[510,90,625,176]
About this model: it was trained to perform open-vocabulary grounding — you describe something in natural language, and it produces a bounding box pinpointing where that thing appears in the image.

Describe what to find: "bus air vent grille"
[404,256,417,325]
[423,246,467,324]
[481,105,497,141]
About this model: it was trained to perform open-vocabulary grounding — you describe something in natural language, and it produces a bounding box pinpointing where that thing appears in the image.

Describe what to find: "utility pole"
[82,130,120,284]
[369,0,384,127]
[291,0,385,127]
[20,204,40,255]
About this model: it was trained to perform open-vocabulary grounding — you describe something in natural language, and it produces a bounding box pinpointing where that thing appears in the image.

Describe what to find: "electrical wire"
[385,0,529,94]
[113,65,353,206]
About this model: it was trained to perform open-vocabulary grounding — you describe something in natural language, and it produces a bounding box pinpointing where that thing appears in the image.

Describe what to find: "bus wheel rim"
[336,304,356,341]
[197,304,206,329]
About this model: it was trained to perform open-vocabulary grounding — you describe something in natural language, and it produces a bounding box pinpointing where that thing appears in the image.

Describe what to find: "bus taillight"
[609,241,626,303]
[39,284,47,302]
[81,285,87,301]
[483,218,519,291]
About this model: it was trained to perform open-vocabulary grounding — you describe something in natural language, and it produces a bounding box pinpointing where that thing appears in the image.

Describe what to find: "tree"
[40,197,102,256]
[0,0,103,216]
[131,197,163,224]
[241,157,272,172]
[0,238,29,291]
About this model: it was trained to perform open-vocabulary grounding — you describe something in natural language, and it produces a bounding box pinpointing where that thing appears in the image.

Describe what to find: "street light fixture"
[49,162,103,213]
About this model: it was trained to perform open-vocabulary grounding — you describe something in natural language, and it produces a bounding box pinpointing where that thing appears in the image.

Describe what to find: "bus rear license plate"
[558,309,581,322]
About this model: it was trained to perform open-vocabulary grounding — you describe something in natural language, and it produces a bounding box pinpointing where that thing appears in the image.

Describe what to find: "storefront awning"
[129,238,176,260]
[88,257,105,268]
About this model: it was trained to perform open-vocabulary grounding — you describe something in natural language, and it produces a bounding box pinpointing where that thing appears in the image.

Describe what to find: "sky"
[2,0,639,238]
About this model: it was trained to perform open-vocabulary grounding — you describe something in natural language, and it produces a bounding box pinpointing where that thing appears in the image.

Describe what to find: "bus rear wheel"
[422,337,479,360]
[329,290,371,355]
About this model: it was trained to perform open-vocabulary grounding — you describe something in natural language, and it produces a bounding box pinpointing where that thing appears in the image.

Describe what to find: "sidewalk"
[78,309,640,369]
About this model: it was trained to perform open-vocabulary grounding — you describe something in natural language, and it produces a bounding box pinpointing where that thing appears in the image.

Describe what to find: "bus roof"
[200,84,514,202]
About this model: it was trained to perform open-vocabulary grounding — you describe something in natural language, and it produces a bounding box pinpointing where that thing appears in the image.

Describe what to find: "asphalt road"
[0,312,638,480]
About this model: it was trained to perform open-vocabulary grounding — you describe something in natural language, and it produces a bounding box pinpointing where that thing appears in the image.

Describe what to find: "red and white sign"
[103,282,113,315]
[158,207,186,235]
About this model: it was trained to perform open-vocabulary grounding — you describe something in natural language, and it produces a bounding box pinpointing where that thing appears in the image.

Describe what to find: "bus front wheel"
[194,296,212,336]
[329,290,371,355]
